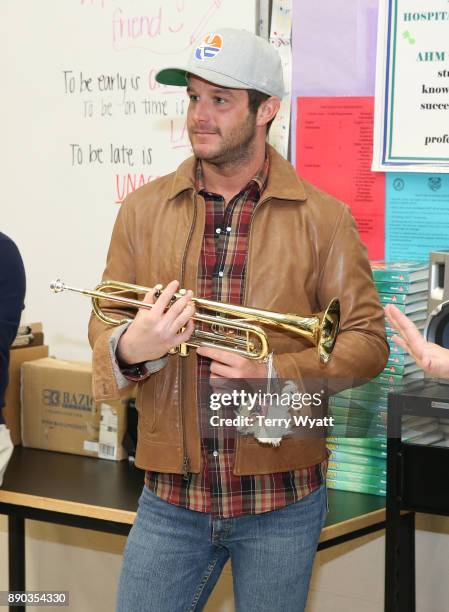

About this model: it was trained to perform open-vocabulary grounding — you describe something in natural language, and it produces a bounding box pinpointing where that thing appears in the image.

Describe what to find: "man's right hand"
[116,280,195,365]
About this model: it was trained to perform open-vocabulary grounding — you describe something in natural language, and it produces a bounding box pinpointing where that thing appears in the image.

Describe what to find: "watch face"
[426,301,449,349]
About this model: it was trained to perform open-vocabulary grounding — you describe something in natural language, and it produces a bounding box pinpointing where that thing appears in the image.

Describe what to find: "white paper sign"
[373,0,449,172]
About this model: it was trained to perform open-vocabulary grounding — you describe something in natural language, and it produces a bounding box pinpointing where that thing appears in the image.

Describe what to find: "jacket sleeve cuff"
[272,352,309,395]
[270,356,302,395]
[109,323,168,386]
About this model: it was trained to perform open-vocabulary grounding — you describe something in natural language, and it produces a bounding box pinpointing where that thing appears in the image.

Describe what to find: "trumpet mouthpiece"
[50,279,65,293]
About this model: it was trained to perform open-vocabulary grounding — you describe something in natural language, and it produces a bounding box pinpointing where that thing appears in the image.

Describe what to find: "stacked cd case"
[326,261,429,496]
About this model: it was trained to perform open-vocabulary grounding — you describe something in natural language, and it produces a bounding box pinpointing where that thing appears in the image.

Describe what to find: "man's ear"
[256,96,281,127]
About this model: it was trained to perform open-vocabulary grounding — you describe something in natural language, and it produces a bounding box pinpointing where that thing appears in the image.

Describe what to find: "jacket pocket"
[136,377,157,435]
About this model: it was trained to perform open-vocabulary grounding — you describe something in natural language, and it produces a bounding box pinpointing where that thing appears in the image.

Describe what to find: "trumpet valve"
[174,288,187,305]
[153,283,164,299]
[168,342,190,357]
[179,343,189,356]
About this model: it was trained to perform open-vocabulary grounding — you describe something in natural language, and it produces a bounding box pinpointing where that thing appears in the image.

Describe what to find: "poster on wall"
[373,0,449,172]
[385,173,449,260]
[296,96,385,260]
[291,0,379,167]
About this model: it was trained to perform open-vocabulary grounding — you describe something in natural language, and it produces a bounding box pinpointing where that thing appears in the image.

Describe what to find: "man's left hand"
[196,347,268,380]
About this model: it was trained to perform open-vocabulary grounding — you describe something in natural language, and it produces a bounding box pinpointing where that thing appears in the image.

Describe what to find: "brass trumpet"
[50,279,340,364]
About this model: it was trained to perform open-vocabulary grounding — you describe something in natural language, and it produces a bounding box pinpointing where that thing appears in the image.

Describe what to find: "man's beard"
[190,113,257,168]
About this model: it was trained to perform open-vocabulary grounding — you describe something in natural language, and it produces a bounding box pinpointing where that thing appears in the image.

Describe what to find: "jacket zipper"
[242,197,270,306]
[179,190,198,478]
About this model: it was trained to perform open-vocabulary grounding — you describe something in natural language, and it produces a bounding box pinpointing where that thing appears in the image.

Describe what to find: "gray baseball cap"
[156,28,285,99]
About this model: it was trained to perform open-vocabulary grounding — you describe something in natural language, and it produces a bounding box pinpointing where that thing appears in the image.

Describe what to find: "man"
[89,29,388,611]
[0,232,26,486]
[385,303,449,378]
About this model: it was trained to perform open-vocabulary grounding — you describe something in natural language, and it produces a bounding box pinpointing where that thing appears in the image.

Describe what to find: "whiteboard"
[1,0,256,360]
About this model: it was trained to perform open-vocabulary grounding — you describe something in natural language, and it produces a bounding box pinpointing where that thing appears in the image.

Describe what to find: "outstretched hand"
[384,304,449,379]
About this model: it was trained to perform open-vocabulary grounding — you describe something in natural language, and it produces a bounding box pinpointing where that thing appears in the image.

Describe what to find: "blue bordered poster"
[373,0,449,172]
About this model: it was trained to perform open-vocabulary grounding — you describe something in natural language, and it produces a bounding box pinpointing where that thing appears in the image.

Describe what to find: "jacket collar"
[168,143,307,203]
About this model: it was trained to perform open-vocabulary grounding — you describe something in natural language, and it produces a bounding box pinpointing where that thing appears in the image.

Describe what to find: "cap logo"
[195,33,223,61]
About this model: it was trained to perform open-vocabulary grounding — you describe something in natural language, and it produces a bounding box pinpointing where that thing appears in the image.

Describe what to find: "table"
[1,447,387,611]
[386,380,449,612]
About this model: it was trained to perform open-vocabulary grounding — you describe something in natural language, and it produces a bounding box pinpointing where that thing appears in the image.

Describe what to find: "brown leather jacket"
[88,145,389,476]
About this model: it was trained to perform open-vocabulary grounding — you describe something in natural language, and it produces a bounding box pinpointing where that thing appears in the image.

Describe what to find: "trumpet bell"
[318,298,340,364]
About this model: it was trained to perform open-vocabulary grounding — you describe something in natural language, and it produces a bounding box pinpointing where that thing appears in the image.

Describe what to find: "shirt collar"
[168,144,307,202]
[195,154,269,199]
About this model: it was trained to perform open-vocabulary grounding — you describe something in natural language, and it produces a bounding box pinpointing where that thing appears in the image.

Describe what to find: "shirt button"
[215,228,221,234]
[218,271,224,277]
[226,226,232,233]
[212,450,219,457]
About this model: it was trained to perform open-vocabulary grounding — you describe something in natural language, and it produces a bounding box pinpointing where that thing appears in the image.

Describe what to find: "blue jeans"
[117,484,328,612]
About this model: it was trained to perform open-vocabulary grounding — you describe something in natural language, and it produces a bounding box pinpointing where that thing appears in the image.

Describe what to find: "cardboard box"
[11,322,44,349]
[4,344,49,444]
[21,358,127,460]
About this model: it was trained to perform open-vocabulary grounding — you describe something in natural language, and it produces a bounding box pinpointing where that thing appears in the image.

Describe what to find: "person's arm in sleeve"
[0,235,25,486]
[88,198,194,402]
[385,303,449,379]
[0,235,26,423]
[108,322,168,388]
[273,206,389,393]
[88,198,144,402]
